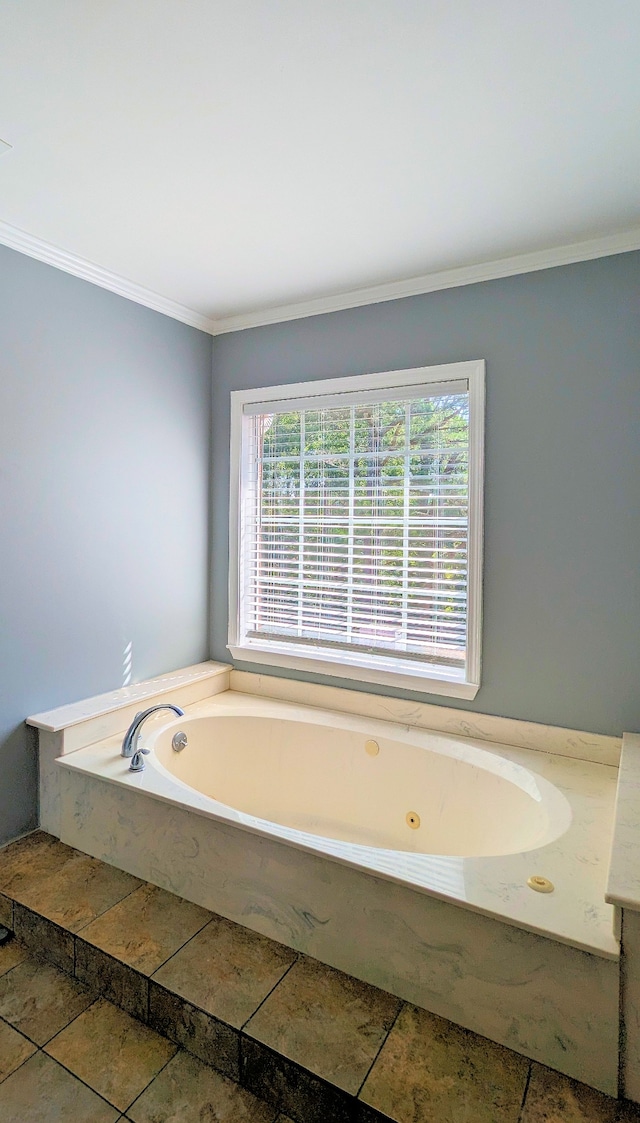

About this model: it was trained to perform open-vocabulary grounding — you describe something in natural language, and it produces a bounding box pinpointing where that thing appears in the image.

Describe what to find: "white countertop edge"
[26,661,230,731]
[606,732,640,910]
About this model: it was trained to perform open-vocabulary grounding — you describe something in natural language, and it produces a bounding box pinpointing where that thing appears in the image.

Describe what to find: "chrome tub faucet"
[121,704,185,772]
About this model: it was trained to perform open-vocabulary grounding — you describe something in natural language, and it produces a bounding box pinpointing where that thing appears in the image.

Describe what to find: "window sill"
[227,641,480,701]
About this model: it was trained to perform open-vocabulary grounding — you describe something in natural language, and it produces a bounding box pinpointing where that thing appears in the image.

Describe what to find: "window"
[228,361,484,699]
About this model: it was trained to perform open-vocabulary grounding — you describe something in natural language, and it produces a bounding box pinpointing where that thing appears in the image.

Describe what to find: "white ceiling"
[0,1,639,332]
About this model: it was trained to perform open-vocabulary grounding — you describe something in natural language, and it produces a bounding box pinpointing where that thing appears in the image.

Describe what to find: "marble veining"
[57,767,620,1093]
[28,666,625,1097]
[56,691,619,958]
[230,670,621,766]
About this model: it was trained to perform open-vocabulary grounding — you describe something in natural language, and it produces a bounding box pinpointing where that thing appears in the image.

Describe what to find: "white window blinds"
[239,382,471,674]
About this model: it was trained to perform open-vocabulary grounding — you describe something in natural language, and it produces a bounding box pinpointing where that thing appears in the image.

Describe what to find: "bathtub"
[146,704,572,860]
[47,687,621,1092]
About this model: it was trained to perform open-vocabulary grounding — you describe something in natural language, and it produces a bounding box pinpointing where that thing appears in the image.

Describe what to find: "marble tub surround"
[28,660,229,837]
[56,691,619,959]
[56,768,620,1094]
[0,835,635,1122]
[230,669,622,766]
[28,660,230,735]
[27,670,625,1094]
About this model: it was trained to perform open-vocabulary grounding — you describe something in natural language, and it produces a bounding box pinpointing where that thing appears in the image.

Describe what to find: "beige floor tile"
[0,937,28,977]
[521,1063,640,1121]
[359,1003,529,1123]
[0,1018,36,1081]
[45,997,177,1111]
[15,852,141,932]
[128,1050,276,1123]
[152,913,296,1027]
[0,1050,119,1122]
[80,884,211,974]
[0,831,76,898]
[0,957,94,1044]
[244,954,401,1095]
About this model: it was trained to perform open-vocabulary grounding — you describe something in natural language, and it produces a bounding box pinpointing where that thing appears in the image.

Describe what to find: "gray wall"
[0,245,212,844]
[211,251,640,737]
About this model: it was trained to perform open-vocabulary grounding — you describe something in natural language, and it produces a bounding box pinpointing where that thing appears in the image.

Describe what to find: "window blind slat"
[241,388,470,669]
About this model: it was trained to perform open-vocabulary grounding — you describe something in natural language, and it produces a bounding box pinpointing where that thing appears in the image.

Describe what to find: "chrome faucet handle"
[129,747,150,772]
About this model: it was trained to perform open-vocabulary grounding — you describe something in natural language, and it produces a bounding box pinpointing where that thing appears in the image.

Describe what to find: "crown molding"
[1,217,639,337]
[0,219,218,334]
[212,227,640,335]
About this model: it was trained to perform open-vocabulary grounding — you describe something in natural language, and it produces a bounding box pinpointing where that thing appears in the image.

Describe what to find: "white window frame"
[228,360,484,700]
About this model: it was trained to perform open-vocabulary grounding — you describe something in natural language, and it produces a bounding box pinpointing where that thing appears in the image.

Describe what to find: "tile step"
[0,830,633,1123]
[0,833,407,1123]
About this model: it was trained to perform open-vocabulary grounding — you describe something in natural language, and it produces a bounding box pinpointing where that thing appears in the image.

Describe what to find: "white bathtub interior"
[149,710,573,857]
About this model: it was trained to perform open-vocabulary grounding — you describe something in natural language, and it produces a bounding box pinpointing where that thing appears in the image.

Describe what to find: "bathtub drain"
[406,811,420,829]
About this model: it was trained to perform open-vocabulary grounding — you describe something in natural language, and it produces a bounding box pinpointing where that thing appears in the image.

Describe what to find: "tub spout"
[121,704,185,758]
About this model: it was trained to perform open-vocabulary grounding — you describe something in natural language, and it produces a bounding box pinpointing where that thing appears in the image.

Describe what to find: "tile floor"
[1,829,640,1122]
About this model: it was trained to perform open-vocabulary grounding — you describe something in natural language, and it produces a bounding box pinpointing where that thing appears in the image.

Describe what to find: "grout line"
[41,995,103,1049]
[0,1039,39,1086]
[123,1048,179,1116]
[350,1001,401,1096]
[69,878,147,935]
[516,1063,532,1123]
[147,911,214,980]
[39,1046,140,1114]
[240,953,300,1033]
[6,873,603,1121]
[0,951,33,987]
